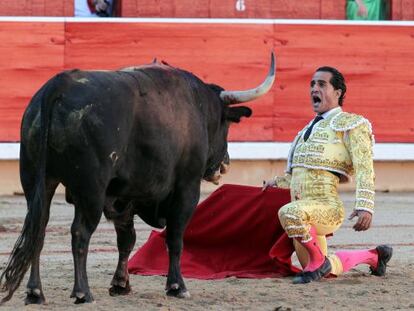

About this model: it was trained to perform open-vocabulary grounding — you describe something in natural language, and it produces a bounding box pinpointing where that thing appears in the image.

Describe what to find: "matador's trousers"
[278,167,346,275]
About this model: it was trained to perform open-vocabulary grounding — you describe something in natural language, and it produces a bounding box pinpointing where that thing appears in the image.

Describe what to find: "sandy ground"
[0,190,414,311]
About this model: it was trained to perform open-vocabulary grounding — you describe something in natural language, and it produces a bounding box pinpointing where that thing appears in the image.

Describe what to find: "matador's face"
[310,71,341,114]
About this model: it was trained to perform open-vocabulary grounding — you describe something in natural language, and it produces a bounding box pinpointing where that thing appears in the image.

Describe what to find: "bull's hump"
[75,77,89,84]
[64,69,115,85]
[120,62,172,72]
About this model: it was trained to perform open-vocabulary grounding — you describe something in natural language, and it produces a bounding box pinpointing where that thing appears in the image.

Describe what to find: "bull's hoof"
[109,283,131,296]
[25,288,46,305]
[166,283,191,299]
[70,291,94,304]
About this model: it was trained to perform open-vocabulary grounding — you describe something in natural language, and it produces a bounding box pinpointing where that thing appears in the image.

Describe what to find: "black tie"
[303,116,323,141]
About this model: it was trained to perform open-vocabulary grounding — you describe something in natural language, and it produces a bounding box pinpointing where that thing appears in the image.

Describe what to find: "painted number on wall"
[236,0,246,11]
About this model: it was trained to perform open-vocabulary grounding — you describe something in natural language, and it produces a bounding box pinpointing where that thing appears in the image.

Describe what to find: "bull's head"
[203,52,276,185]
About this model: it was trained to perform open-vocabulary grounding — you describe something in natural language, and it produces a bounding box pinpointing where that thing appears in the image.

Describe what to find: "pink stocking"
[335,249,378,273]
[295,226,325,271]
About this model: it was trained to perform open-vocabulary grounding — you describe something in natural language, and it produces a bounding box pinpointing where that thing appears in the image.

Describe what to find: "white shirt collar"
[319,106,342,119]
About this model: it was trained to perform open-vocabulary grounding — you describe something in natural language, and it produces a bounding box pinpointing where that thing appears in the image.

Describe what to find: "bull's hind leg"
[24,180,59,305]
[70,192,105,304]
[165,181,200,298]
[20,145,60,305]
[109,210,136,296]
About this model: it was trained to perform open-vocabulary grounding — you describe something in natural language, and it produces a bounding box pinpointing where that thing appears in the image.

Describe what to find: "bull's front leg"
[165,183,199,298]
[109,216,136,296]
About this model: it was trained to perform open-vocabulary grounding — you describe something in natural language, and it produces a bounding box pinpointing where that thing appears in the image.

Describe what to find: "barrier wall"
[121,0,346,19]
[0,1,74,16]
[392,0,414,20]
[1,19,414,144]
[3,0,414,20]
[0,1,346,19]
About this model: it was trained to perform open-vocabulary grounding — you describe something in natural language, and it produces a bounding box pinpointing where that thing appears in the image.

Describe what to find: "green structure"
[346,0,391,20]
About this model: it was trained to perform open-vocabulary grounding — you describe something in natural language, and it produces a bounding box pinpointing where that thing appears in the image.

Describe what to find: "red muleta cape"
[128,184,300,279]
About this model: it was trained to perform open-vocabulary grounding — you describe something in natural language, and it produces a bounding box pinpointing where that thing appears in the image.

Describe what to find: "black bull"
[0,54,275,304]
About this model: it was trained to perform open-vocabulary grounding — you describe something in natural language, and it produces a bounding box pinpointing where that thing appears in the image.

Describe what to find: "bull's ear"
[226,106,252,123]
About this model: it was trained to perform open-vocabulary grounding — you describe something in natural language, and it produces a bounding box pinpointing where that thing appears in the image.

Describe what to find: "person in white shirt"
[74,0,114,17]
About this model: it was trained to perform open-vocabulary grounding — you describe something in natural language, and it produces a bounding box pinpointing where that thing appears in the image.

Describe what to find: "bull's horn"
[220,52,276,105]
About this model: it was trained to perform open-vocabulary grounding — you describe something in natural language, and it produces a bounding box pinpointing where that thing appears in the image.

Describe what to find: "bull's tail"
[0,75,60,303]
[0,184,47,303]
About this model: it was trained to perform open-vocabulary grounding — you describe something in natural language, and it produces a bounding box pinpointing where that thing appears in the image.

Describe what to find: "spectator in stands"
[346,0,390,20]
[75,0,118,17]
[263,66,392,283]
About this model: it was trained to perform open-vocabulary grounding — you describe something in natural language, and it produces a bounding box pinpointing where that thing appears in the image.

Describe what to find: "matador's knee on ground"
[278,206,311,242]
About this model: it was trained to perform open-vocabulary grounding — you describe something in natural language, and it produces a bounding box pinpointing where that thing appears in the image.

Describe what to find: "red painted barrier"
[0,21,413,143]
[0,0,346,19]
[0,1,73,16]
[1,0,414,20]
[0,22,64,142]
[121,0,346,19]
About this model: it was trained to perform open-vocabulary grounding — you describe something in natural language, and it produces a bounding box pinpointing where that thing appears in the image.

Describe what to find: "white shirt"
[306,106,342,137]
[320,106,342,119]
[74,0,97,17]
[287,106,343,172]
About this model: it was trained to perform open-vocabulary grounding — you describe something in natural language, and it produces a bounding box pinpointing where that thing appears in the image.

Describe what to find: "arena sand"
[0,191,413,310]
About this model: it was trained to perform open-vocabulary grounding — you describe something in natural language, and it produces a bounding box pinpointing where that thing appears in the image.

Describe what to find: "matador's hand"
[262,179,276,191]
[349,210,372,231]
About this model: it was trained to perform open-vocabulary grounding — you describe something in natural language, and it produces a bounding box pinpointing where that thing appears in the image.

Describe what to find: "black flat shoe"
[292,257,332,284]
[370,245,393,276]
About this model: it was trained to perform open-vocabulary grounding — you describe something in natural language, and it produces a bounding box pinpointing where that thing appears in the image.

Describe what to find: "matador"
[263,66,392,283]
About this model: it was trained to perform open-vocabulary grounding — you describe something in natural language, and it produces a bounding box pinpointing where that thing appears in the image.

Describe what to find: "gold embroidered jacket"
[275,108,375,213]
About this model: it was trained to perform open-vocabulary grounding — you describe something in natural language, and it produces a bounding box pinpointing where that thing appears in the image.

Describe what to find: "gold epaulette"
[329,112,372,133]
